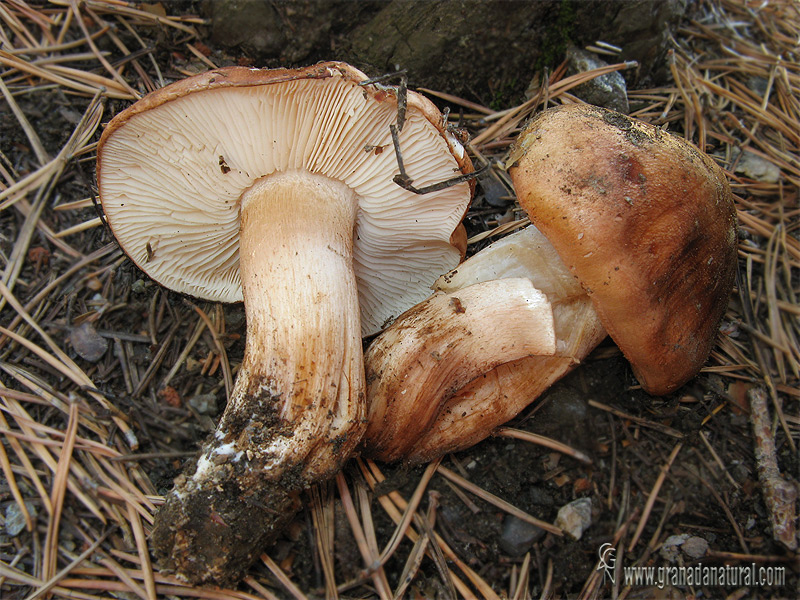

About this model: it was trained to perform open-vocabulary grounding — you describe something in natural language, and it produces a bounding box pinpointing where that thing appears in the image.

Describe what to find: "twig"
[436,465,562,536]
[361,459,492,600]
[748,386,798,549]
[335,472,392,599]
[378,458,440,566]
[683,460,750,552]
[42,401,79,581]
[588,399,684,439]
[308,483,337,599]
[260,554,308,600]
[698,430,740,489]
[496,427,593,464]
[22,530,110,600]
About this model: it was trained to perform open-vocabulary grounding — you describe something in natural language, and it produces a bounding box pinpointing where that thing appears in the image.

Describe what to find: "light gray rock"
[555,497,592,540]
[5,500,37,536]
[189,393,218,416]
[565,46,630,113]
[70,321,108,362]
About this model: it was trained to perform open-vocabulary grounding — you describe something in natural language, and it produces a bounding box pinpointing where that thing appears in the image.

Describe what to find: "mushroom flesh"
[364,225,605,463]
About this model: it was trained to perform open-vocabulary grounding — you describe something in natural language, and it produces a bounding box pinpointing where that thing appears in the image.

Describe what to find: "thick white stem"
[405,296,606,463]
[221,170,365,479]
[152,170,365,585]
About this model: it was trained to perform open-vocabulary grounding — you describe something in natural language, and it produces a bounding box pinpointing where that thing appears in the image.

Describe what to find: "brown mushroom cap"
[508,104,738,395]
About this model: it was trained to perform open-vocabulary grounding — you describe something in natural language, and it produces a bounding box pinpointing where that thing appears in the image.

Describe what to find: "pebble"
[131,279,148,294]
[681,535,709,559]
[565,46,630,114]
[69,321,108,362]
[189,393,218,415]
[500,515,545,556]
[5,500,37,536]
[660,533,688,562]
[555,497,592,540]
[733,150,781,183]
[660,534,709,561]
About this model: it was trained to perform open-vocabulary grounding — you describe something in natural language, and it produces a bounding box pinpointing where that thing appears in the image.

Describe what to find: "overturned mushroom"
[96,62,473,585]
[364,103,737,463]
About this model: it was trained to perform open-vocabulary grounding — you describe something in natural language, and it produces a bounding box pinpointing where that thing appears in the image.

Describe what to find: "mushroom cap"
[97,62,473,336]
[508,104,738,395]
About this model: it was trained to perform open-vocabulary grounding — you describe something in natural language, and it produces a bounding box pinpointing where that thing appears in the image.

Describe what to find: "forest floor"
[1,1,798,598]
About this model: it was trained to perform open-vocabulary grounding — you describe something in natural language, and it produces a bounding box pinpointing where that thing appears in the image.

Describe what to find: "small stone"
[189,393,218,415]
[681,535,709,559]
[555,497,592,540]
[86,277,103,292]
[660,533,709,561]
[746,76,769,96]
[565,46,630,114]
[131,279,148,294]
[500,515,546,556]
[69,321,108,362]
[660,534,689,562]
[733,150,781,183]
[5,501,37,536]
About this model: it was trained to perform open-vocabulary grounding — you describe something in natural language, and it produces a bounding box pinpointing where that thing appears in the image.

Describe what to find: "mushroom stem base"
[151,460,301,585]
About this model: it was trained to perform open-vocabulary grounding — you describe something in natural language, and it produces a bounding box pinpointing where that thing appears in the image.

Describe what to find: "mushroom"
[364,103,737,463]
[96,62,473,585]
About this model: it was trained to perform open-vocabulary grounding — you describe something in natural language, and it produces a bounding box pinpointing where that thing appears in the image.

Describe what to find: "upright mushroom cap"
[98,61,472,335]
[508,104,737,395]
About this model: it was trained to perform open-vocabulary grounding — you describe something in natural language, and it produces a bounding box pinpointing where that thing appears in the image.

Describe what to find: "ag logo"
[597,543,616,584]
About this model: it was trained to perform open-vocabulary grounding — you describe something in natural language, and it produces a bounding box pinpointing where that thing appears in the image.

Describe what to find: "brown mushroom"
[365,276,558,462]
[97,62,473,585]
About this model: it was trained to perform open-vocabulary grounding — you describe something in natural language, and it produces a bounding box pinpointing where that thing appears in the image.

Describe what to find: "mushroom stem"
[406,294,606,463]
[365,278,557,462]
[151,170,366,585]
[362,226,607,464]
